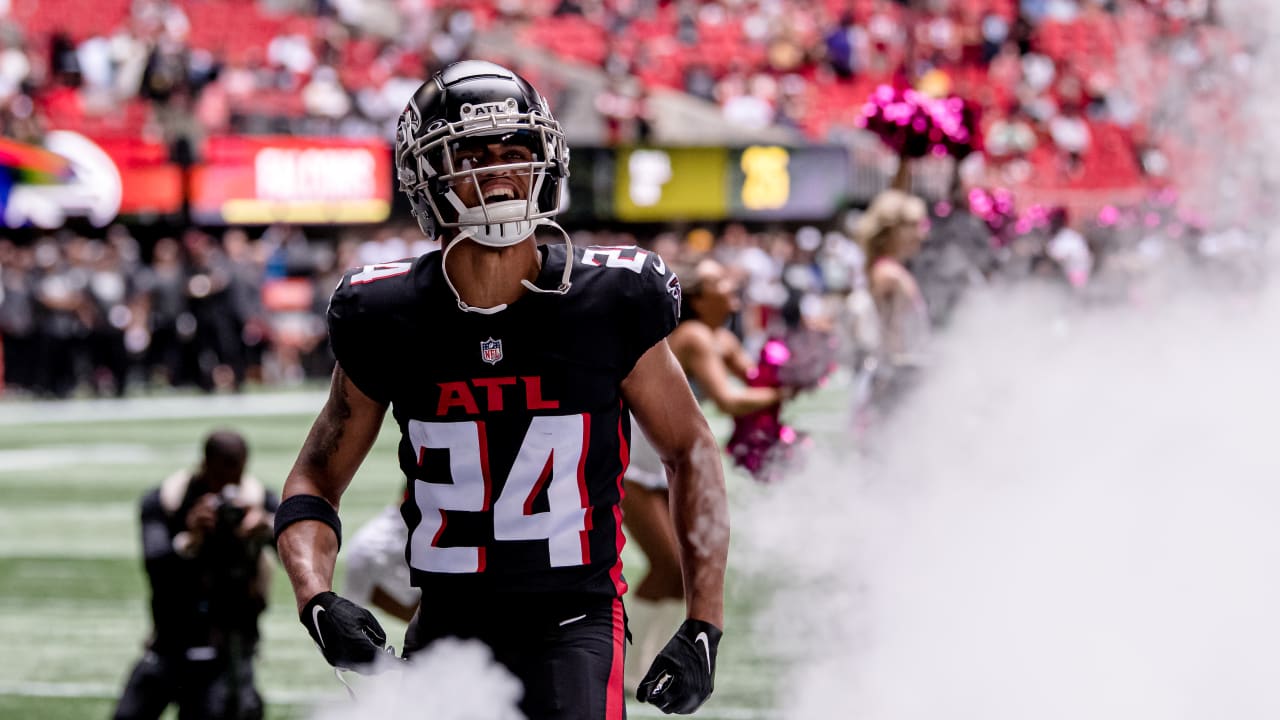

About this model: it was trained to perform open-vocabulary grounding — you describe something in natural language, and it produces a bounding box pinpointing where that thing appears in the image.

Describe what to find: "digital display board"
[613,147,728,222]
[726,145,851,221]
[190,137,392,225]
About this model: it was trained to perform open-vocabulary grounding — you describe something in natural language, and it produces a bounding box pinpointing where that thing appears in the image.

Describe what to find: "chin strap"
[442,219,574,314]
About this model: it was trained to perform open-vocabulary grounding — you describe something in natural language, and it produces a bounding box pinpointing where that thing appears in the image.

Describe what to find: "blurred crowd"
[0,0,1255,402]
[549,0,1228,189]
[0,0,1231,192]
[0,224,336,397]
[1,184,1263,400]
[0,0,554,151]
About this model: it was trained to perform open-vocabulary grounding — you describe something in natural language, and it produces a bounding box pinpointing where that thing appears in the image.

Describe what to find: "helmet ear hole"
[421,214,436,238]
[407,194,435,238]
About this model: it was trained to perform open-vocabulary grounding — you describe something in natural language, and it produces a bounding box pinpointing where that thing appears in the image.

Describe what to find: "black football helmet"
[396,60,569,248]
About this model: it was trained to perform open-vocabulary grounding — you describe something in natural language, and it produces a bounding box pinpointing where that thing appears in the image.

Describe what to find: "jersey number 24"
[407,415,591,573]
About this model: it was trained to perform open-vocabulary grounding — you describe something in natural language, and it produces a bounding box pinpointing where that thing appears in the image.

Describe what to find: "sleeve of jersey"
[621,252,682,372]
[326,273,393,405]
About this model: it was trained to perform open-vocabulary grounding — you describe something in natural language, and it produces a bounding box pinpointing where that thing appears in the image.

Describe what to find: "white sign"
[254,147,376,202]
[4,131,123,229]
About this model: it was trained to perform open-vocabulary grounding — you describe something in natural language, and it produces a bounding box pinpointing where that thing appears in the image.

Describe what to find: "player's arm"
[276,364,394,672]
[624,339,728,624]
[675,322,783,416]
[625,339,728,713]
[278,364,387,611]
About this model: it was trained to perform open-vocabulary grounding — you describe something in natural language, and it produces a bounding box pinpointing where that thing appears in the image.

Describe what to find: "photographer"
[113,431,278,720]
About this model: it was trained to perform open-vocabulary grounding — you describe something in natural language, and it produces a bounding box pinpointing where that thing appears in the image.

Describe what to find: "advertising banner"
[190,136,392,225]
[94,138,184,218]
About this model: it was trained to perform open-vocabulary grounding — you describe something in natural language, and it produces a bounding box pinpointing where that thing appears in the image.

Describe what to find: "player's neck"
[446,238,541,308]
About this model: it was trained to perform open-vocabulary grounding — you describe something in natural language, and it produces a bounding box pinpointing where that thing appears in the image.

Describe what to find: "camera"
[213,486,247,535]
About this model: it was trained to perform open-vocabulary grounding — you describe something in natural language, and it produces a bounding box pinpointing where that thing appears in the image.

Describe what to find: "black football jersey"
[328,242,681,599]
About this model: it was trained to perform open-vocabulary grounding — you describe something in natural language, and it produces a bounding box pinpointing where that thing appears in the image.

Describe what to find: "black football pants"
[404,595,626,720]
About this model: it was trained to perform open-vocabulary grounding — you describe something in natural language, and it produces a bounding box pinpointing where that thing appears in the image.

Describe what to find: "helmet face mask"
[396,63,569,248]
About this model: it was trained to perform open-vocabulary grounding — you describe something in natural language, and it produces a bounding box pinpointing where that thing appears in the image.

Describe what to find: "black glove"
[300,591,388,672]
[636,619,723,714]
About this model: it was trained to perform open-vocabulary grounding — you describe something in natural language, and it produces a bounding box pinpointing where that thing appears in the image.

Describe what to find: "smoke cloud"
[738,276,1280,719]
[308,639,525,720]
[747,270,1280,717]
[734,5,1280,718]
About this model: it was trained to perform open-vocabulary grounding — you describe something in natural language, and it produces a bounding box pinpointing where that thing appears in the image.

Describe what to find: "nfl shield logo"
[480,337,503,365]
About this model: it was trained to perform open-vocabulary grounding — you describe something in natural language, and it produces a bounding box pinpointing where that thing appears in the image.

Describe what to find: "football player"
[273,60,728,718]
[341,497,419,622]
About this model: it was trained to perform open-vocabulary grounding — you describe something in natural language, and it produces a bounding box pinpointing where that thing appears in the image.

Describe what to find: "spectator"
[85,240,133,396]
[183,230,243,391]
[824,13,860,79]
[911,173,997,326]
[1045,205,1093,288]
[138,236,188,387]
[0,241,36,392]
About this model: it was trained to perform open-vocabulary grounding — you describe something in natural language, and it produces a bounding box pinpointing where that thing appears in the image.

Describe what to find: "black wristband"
[274,494,342,550]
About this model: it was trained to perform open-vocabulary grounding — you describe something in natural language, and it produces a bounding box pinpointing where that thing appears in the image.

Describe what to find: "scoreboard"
[55,135,858,227]
[610,145,850,223]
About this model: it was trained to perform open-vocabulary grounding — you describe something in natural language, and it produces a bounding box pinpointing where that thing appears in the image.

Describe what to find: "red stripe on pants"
[605,598,626,720]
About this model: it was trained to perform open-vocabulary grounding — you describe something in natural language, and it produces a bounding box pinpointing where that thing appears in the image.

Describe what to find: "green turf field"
[0,388,847,719]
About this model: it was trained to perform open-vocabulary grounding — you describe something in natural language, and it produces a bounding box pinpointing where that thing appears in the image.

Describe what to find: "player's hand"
[300,591,389,673]
[636,619,722,714]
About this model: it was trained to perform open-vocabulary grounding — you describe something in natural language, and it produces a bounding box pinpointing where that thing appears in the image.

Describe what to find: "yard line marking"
[0,392,329,426]
[0,444,158,472]
[0,681,341,705]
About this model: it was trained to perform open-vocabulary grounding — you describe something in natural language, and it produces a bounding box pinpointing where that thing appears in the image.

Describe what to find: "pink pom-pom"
[762,340,791,365]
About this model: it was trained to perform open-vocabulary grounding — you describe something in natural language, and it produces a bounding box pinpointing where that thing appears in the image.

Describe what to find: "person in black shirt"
[113,430,277,720]
[274,61,729,718]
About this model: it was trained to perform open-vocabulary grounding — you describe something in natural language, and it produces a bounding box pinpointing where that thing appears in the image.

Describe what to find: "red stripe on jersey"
[476,421,492,511]
[476,420,491,571]
[605,598,626,720]
[609,409,630,596]
[431,509,447,546]
[524,453,556,516]
[577,412,593,565]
